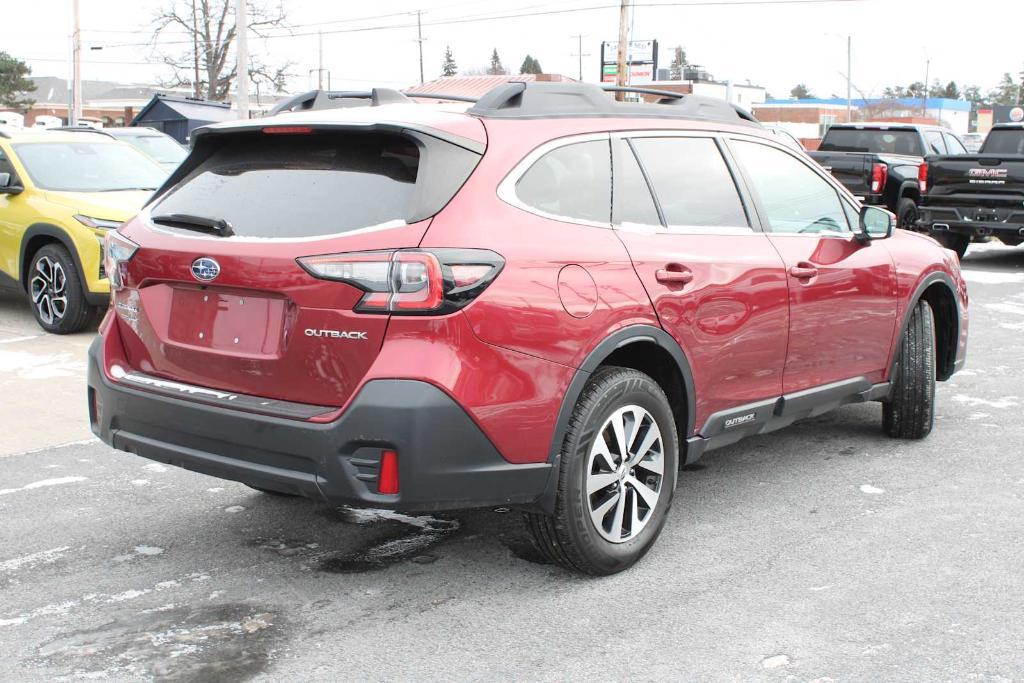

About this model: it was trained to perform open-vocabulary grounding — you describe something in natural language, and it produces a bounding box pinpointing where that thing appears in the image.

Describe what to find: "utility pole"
[570,34,589,81]
[191,0,201,98]
[415,10,424,85]
[846,35,851,122]
[71,0,82,125]
[614,0,630,100]
[318,29,324,90]
[235,0,249,119]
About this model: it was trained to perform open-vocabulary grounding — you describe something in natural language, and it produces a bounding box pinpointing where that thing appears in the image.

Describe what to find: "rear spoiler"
[147,120,486,207]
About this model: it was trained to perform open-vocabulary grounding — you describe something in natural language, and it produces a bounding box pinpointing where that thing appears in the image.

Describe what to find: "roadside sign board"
[600,39,658,85]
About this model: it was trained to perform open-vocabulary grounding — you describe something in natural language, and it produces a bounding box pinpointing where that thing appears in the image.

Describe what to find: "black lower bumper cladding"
[87,338,552,512]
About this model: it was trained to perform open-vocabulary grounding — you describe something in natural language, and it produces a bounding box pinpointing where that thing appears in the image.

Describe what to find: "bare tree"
[152,0,292,102]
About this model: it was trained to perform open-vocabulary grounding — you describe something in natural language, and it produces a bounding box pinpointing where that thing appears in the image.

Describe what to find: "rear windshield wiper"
[150,213,234,237]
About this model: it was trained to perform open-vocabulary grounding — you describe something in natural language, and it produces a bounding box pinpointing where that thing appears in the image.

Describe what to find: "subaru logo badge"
[191,257,220,282]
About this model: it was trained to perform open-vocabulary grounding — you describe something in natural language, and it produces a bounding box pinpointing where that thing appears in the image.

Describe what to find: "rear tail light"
[298,248,504,314]
[378,449,400,494]
[918,162,929,194]
[104,231,139,291]
[870,162,888,194]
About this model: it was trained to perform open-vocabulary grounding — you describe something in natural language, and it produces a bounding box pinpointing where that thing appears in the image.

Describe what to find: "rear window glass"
[515,140,611,223]
[153,131,474,238]
[981,129,1024,155]
[819,129,924,156]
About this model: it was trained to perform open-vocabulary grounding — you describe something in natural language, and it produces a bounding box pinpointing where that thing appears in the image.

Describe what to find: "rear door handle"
[788,263,819,279]
[655,267,694,285]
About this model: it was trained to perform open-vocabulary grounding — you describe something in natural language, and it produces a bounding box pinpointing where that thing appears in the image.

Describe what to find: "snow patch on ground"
[0,349,84,379]
[860,484,885,494]
[130,479,150,486]
[134,545,164,556]
[953,394,1019,409]
[967,412,991,421]
[142,463,169,473]
[339,506,453,531]
[961,270,1024,285]
[984,302,1024,317]
[0,546,70,573]
[761,654,791,669]
[224,505,246,513]
[0,476,86,497]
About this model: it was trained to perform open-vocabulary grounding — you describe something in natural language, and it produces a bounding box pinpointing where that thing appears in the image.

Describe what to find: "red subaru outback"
[88,82,968,575]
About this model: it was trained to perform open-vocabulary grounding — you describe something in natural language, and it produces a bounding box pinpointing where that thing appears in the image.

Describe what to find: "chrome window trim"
[496,132,613,230]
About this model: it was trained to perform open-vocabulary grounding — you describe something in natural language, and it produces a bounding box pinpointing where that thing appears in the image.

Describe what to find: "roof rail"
[268,88,478,116]
[466,81,760,126]
[53,126,116,138]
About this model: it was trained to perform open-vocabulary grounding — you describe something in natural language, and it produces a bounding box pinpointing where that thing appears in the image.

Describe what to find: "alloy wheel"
[29,256,68,325]
[585,405,665,543]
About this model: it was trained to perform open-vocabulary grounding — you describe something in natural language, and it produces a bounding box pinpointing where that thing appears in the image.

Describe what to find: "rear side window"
[630,137,748,228]
[925,130,946,155]
[943,133,967,155]
[153,131,480,238]
[515,140,610,223]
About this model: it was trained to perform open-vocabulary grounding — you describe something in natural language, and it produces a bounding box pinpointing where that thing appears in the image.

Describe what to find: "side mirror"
[858,205,894,241]
[0,172,23,195]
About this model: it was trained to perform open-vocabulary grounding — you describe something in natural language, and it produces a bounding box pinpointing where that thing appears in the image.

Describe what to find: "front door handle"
[655,267,694,285]
[789,263,819,279]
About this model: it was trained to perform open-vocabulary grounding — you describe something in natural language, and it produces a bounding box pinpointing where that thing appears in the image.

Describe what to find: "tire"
[27,243,99,334]
[525,366,679,575]
[935,232,969,259]
[896,198,919,230]
[883,300,936,439]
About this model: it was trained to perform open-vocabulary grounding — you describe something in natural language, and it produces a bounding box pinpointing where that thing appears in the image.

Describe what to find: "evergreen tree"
[519,55,542,75]
[487,48,506,76]
[0,52,35,110]
[442,46,457,77]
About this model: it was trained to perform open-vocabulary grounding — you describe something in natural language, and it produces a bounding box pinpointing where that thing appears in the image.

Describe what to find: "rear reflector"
[262,126,313,135]
[378,450,400,494]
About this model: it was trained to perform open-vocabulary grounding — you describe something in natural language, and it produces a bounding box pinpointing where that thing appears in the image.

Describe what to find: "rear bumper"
[87,338,552,511]
[918,206,1024,241]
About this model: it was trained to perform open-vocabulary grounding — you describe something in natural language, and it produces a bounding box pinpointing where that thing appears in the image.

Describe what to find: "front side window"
[732,140,850,235]
[629,137,748,229]
[515,140,611,223]
[13,142,166,192]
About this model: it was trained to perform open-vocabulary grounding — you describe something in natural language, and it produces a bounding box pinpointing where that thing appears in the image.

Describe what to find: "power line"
[90,0,866,50]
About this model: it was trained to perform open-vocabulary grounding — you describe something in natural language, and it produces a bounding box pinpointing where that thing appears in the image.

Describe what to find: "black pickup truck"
[917,124,1024,258]
[809,124,968,227]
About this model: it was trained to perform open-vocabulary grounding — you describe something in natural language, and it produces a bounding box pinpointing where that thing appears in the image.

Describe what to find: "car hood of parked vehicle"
[43,189,154,221]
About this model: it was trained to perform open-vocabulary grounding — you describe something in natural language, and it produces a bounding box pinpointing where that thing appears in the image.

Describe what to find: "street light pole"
[71,0,81,125]
[846,35,851,121]
[416,10,424,85]
[922,57,930,117]
[235,0,249,119]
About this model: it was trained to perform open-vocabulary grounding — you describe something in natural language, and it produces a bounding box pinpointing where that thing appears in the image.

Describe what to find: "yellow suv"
[0,128,167,333]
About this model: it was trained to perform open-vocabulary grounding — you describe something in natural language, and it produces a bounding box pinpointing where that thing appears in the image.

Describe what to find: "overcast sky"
[3,0,1021,101]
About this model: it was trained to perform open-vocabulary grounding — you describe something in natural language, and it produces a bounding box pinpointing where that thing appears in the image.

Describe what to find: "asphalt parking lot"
[1,242,1023,681]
